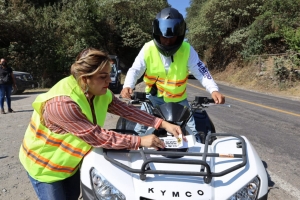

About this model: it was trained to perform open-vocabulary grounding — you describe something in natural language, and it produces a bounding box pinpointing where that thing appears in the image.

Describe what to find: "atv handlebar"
[119,92,148,104]
[193,96,215,104]
[130,92,148,104]
[121,92,215,107]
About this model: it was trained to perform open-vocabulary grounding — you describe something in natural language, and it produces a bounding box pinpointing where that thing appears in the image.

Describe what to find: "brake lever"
[204,104,231,107]
[130,100,140,104]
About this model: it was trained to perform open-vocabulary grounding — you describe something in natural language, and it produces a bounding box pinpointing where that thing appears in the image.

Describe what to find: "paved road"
[0,91,42,200]
[0,83,299,200]
[187,79,300,200]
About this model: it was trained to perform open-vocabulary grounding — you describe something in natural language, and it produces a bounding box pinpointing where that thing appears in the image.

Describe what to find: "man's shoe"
[8,108,15,113]
[1,109,5,114]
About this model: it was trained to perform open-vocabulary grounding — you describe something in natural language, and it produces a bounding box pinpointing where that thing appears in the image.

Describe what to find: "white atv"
[80,92,268,200]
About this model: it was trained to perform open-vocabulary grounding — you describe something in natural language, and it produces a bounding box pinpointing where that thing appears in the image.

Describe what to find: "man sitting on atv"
[121,7,225,136]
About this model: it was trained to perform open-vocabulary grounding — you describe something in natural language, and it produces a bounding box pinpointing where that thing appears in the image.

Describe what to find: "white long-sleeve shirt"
[123,43,219,94]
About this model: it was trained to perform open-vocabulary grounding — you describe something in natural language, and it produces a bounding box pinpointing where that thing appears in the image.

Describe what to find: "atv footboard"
[103,133,247,184]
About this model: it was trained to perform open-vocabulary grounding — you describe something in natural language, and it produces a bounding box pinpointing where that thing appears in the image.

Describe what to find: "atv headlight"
[228,176,260,200]
[90,168,126,200]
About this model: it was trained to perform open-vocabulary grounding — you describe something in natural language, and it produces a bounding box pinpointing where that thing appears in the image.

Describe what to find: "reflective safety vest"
[19,75,112,183]
[143,40,190,102]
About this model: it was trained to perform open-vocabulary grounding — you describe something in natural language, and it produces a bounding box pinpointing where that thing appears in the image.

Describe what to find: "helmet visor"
[153,19,185,38]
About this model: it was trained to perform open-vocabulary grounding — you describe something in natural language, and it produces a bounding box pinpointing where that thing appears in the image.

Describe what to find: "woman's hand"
[140,134,165,150]
[159,121,187,141]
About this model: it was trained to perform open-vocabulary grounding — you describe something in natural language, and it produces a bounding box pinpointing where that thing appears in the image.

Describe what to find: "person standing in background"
[0,58,17,114]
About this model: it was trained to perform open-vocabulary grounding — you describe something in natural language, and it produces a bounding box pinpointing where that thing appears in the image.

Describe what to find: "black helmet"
[152,7,186,57]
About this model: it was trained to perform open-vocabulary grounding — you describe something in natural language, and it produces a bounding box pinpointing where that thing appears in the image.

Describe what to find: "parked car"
[12,71,39,95]
[108,55,122,91]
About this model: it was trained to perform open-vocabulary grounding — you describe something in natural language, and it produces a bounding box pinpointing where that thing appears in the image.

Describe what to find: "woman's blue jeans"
[134,94,197,135]
[27,169,81,200]
[0,84,12,110]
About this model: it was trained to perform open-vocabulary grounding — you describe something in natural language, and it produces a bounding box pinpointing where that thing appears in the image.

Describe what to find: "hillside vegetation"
[185,0,300,96]
[212,57,300,100]
[0,0,299,95]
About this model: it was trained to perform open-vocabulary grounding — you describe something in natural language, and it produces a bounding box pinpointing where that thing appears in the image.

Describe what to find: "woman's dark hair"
[71,48,111,82]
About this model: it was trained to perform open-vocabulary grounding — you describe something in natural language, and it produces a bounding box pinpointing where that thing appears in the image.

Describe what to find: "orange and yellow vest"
[19,75,112,183]
[143,40,190,102]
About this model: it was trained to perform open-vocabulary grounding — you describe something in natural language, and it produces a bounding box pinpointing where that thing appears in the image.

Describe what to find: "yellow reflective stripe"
[144,74,157,82]
[21,141,75,174]
[145,83,153,87]
[165,77,188,86]
[144,74,166,81]
[157,86,186,98]
[30,121,88,158]
[147,76,188,86]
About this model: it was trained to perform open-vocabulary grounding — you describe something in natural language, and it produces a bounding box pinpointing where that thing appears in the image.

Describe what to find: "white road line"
[268,170,300,199]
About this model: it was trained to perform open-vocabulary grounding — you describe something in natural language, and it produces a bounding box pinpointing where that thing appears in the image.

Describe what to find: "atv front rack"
[103,133,247,184]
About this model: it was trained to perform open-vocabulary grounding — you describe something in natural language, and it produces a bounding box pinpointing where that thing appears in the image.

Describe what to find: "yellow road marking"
[187,83,300,117]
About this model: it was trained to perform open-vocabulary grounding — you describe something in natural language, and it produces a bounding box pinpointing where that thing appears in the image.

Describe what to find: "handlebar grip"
[132,92,147,100]
[131,100,140,104]
[193,96,215,104]
[207,98,215,103]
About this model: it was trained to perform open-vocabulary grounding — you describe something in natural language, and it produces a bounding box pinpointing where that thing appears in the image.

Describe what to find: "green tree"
[1,0,168,87]
[186,0,263,69]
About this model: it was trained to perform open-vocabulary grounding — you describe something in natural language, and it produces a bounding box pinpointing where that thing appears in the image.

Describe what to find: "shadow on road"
[23,91,47,95]
[11,96,31,101]
[0,156,8,160]
[262,161,275,187]
[12,109,34,113]
[11,90,47,100]
[262,160,279,195]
